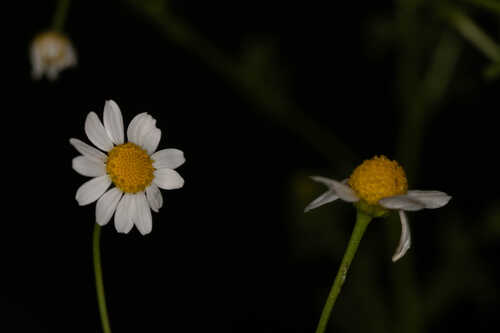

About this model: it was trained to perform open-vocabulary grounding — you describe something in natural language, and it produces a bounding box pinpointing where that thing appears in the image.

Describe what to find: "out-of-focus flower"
[30,31,77,80]
[71,100,185,235]
[305,155,451,261]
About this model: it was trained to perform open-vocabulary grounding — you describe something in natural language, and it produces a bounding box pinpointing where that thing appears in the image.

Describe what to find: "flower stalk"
[314,211,372,333]
[93,224,112,333]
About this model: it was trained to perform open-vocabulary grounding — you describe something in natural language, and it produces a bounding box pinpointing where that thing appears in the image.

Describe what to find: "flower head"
[71,100,185,235]
[30,31,77,81]
[305,155,451,261]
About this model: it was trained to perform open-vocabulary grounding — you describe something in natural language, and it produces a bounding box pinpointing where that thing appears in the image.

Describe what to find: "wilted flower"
[305,155,451,261]
[30,31,77,80]
[71,100,185,235]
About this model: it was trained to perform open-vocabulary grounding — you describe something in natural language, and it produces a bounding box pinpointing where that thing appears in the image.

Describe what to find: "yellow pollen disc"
[34,31,70,64]
[348,155,408,205]
[106,142,155,194]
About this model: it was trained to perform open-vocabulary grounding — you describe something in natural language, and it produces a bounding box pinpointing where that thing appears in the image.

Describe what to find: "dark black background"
[5,1,500,332]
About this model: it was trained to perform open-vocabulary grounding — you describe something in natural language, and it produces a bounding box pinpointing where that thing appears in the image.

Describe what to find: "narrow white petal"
[69,138,107,162]
[126,113,148,144]
[406,190,452,209]
[310,176,359,202]
[96,188,123,226]
[151,149,185,170]
[142,128,161,155]
[146,183,163,212]
[392,210,411,262]
[85,112,114,152]
[379,195,425,211]
[72,156,106,177]
[136,115,157,147]
[304,190,339,212]
[134,192,153,235]
[153,168,184,190]
[75,175,112,206]
[114,194,134,233]
[103,100,124,145]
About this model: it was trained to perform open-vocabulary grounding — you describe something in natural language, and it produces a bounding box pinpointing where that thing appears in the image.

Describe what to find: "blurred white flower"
[71,100,185,235]
[305,155,451,262]
[30,31,77,81]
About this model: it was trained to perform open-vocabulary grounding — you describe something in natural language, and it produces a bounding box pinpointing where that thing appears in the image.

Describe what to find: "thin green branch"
[52,0,71,32]
[446,8,500,61]
[93,224,112,333]
[314,211,372,333]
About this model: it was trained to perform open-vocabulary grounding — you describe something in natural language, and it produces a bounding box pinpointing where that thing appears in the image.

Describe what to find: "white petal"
[151,149,185,170]
[406,190,452,209]
[114,194,135,233]
[392,210,411,262]
[142,128,161,155]
[153,168,184,190]
[85,112,114,152]
[136,116,157,147]
[379,194,425,211]
[146,183,163,213]
[134,192,153,235]
[72,156,106,177]
[103,100,124,145]
[304,190,339,212]
[69,138,107,162]
[310,176,359,202]
[96,188,123,226]
[75,175,112,206]
[127,113,154,145]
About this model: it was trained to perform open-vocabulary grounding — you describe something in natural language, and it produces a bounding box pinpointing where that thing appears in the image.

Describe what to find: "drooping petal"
[406,190,451,209]
[379,195,425,211]
[304,190,339,212]
[75,175,112,206]
[310,176,359,202]
[85,112,114,152]
[134,192,153,235]
[103,100,124,145]
[72,156,106,177]
[142,128,161,155]
[153,168,184,190]
[146,183,163,212]
[151,149,185,170]
[96,188,123,226]
[114,194,134,233]
[69,138,107,162]
[392,210,411,262]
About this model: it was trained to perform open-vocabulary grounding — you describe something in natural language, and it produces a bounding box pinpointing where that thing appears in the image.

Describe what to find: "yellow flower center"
[34,31,70,64]
[348,155,407,205]
[106,142,155,193]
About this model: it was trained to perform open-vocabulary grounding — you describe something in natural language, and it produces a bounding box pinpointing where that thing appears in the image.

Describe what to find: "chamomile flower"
[71,100,185,235]
[30,30,77,81]
[305,155,451,262]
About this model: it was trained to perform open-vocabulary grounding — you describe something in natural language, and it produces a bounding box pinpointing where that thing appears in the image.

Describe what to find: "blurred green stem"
[462,0,500,15]
[315,211,372,333]
[93,224,112,333]
[52,0,71,32]
[446,8,500,62]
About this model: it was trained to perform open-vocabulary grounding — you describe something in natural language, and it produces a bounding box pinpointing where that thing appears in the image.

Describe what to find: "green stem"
[93,224,112,333]
[315,211,372,333]
[51,0,71,32]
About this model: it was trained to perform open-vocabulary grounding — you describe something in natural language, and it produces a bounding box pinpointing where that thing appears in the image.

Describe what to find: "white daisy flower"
[71,100,185,235]
[30,31,77,81]
[305,155,451,262]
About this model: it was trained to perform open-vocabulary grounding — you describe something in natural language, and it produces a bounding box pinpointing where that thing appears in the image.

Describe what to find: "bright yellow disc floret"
[348,155,407,205]
[106,142,155,193]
